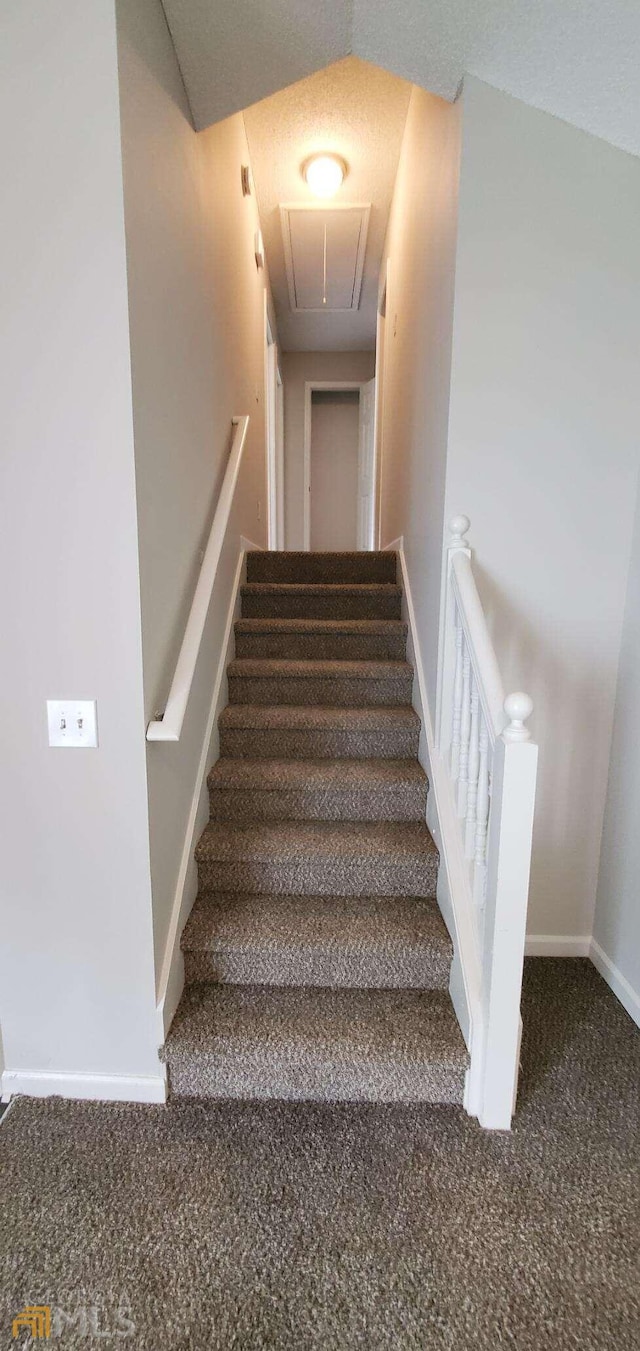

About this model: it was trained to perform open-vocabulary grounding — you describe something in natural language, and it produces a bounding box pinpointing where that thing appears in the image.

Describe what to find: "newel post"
[479,692,538,1129]
[436,515,471,758]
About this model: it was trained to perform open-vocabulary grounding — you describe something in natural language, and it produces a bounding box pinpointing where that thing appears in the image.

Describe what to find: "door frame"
[275,361,285,549]
[373,261,389,548]
[264,297,281,549]
[302,380,371,551]
[357,377,377,550]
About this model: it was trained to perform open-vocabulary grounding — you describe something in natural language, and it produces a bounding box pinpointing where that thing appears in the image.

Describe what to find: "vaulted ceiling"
[162,0,640,158]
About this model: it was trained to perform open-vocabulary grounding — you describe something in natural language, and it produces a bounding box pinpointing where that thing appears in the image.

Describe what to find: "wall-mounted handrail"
[147,415,250,743]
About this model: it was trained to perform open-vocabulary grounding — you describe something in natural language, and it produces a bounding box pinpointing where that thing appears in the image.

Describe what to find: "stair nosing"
[195,819,437,864]
[182,892,451,949]
[241,583,402,594]
[207,757,428,790]
[227,658,413,678]
[218,704,421,728]
[235,617,407,631]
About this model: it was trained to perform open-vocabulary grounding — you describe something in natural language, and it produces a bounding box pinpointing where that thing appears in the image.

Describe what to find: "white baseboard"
[524,935,640,1028]
[155,541,249,1037]
[1,1069,167,1105]
[590,939,640,1027]
[525,935,591,957]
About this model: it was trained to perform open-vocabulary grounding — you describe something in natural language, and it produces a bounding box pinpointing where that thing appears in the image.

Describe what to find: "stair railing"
[147,415,250,743]
[436,515,538,1128]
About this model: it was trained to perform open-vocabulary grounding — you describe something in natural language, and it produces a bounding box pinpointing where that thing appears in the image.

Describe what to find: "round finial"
[449,515,470,548]
[503,692,533,743]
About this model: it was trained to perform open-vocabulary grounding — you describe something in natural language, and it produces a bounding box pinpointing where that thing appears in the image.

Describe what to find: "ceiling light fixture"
[303,153,347,199]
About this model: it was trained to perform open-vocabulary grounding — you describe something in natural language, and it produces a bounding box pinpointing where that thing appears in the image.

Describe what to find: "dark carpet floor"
[2,960,639,1349]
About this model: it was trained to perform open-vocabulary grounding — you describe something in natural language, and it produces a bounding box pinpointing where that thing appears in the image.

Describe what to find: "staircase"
[165,551,468,1104]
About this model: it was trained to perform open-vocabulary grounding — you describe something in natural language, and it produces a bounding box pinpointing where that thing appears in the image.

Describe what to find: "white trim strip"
[590,938,640,1027]
[2,1069,167,1104]
[525,935,591,957]
[525,935,639,1027]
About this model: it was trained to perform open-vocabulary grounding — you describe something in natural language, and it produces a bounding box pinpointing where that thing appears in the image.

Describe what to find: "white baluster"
[457,645,471,817]
[450,616,463,781]
[465,677,480,858]
[473,720,490,907]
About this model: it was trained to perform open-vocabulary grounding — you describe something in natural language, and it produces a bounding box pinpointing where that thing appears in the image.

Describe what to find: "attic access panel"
[280,204,370,313]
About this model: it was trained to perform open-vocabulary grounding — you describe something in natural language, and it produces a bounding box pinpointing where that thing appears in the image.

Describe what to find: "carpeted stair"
[165,551,467,1104]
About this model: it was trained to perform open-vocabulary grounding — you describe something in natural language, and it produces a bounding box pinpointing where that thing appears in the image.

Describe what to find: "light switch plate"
[47,700,98,748]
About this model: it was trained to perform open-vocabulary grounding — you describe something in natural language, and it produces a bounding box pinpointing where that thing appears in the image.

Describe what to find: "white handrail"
[450,551,505,740]
[147,415,250,743]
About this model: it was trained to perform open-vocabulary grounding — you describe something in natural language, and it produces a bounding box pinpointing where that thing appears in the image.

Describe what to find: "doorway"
[303,379,376,550]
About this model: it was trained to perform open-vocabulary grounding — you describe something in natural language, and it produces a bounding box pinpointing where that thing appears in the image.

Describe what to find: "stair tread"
[208,757,427,792]
[242,583,402,595]
[219,704,420,730]
[235,618,407,634]
[228,658,412,679]
[183,892,451,956]
[165,984,467,1102]
[195,818,436,863]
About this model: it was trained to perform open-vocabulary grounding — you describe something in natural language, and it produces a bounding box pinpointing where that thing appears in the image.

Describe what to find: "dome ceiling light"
[303,153,347,199]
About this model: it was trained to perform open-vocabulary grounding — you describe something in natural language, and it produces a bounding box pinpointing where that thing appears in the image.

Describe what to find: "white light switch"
[47,700,98,748]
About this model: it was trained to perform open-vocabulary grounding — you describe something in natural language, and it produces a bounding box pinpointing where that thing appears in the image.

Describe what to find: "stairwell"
[164,551,468,1103]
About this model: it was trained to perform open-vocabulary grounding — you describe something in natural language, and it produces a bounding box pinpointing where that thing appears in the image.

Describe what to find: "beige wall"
[310,394,360,550]
[282,351,375,549]
[0,1,159,1082]
[377,76,640,949]
[593,482,640,1012]
[117,0,274,985]
[444,79,640,942]
[377,86,462,707]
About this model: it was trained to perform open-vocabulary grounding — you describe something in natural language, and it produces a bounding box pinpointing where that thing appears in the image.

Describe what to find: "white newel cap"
[448,515,471,549]
[503,692,533,742]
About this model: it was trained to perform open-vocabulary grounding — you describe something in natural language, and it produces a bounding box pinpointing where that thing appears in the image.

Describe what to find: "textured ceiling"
[244,59,411,351]
[353,0,640,158]
[162,0,640,157]
[162,0,351,130]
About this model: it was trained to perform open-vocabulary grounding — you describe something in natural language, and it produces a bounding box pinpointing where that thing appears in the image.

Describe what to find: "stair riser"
[241,594,402,620]
[227,674,414,707]
[168,1059,465,1103]
[197,856,437,899]
[184,949,449,989]
[208,784,427,823]
[234,632,407,660]
[247,552,397,585]
[219,727,421,759]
